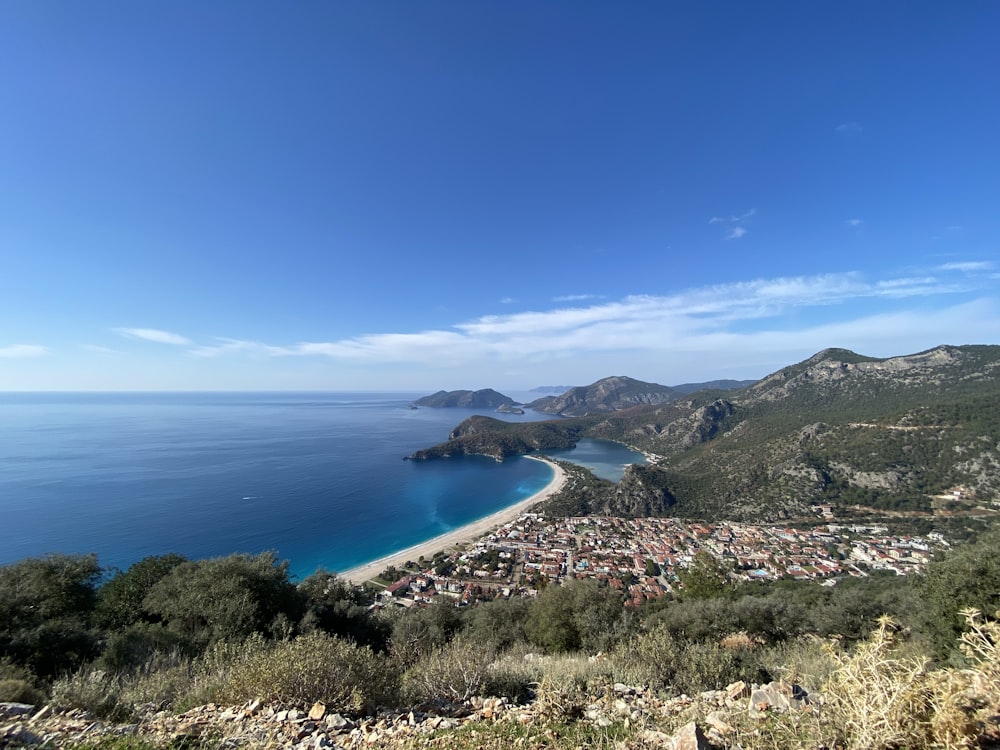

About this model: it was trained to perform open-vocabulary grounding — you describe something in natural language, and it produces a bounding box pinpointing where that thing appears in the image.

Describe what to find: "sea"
[0,392,645,580]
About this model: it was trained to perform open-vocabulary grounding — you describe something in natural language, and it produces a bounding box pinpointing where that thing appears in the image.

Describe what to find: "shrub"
[917,529,1000,661]
[756,635,838,694]
[118,649,199,711]
[724,609,1000,750]
[298,569,386,649]
[180,633,269,709]
[481,660,536,704]
[142,552,303,651]
[610,623,767,696]
[50,667,132,721]
[462,598,531,651]
[389,598,462,666]
[671,641,743,695]
[0,554,102,678]
[524,580,626,655]
[99,624,191,673]
[0,678,45,706]
[609,624,681,690]
[97,554,187,631]
[530,675,587,722]
[0,656,36,700]
[215,631,396,712]
[402,638,495,704]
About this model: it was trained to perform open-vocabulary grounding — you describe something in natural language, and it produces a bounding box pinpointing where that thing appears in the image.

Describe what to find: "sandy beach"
[340,456,566,585]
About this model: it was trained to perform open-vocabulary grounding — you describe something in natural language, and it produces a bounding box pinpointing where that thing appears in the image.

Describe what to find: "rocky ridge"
[527,376,681,417]
[741,345,997,405]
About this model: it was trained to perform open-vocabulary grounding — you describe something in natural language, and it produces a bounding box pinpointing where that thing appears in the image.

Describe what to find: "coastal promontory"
[407,415,588,461]
[412,388,518,409]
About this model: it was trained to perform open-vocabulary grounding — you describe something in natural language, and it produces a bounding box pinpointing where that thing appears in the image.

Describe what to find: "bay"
[0,392,642,580]
[542,438,647,482]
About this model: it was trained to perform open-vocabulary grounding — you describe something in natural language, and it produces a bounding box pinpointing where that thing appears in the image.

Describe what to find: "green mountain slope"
[413,345,1000,520]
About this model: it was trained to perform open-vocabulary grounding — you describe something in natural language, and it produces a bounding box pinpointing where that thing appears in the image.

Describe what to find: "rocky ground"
[1,679,808,749]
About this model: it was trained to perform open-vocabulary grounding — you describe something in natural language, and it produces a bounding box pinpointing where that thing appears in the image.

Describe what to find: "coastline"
[339,456,566,585]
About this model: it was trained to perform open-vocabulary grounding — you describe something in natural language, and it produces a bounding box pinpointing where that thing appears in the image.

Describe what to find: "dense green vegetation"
[2,527,998,726]
[408,415,595,460]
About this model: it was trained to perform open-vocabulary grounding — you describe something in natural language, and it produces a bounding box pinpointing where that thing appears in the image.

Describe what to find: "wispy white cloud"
[189,338,288,358]
[710,208,756,224]
[939,261,995,273]
[499,297,517,305]
[553,294,601,302]
[80,344,122,355]
[179,265,995,376]
[0,344,47,358]
[711,209,755,240]
[846,218,863,227]
[836,121,863,133]
[115,327,191,345]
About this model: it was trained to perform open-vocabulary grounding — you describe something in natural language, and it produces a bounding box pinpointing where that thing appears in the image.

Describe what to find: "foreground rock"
[0,679,827,749]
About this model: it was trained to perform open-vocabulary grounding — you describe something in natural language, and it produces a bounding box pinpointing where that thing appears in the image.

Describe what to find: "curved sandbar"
[340,456,566,585]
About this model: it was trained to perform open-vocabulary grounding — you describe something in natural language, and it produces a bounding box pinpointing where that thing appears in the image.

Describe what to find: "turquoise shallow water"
[0,392,642,579]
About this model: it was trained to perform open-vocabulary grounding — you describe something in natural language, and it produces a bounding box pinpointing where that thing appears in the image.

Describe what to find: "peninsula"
[412,388,517,409]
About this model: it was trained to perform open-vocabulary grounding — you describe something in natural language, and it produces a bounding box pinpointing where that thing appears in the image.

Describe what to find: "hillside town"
[373,513,940,608]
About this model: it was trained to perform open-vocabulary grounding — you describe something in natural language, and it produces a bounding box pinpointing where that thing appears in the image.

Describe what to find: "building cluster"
[375,513,937,609]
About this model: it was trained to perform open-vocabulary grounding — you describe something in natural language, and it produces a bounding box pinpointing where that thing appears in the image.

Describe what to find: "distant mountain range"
[418,377,754,413]
[530,379,754,398]
[410,345,1000,522]
[670,379,757,395]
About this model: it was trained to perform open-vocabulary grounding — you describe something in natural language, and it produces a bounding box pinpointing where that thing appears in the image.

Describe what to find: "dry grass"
[925,608,1000,749]
[42,610,1000,750]
[821,615,934,749]
[724,610,1000,750]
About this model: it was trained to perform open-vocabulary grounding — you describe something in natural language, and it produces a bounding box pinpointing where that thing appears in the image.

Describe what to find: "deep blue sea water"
[0,392,644,580]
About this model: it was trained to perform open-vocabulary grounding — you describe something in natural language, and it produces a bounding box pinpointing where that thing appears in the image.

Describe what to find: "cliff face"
[611,399,736,455]
[602,464,677,517]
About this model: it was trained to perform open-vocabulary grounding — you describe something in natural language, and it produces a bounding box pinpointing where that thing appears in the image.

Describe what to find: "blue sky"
[1,2,998,390]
